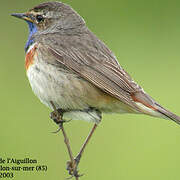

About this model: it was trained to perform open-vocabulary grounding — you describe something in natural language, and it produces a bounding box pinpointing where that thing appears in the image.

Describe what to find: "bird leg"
[67,124,98,176]
[50,101,80,179]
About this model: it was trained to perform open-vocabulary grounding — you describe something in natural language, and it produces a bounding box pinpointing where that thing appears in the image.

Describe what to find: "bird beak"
[11,13,33,22]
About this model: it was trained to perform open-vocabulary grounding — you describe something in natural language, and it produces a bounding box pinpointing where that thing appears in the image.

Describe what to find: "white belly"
[26,58,102,123]
[27,61,86,110]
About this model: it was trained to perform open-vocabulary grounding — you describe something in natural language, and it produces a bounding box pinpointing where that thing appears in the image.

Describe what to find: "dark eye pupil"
[36,15,43,22]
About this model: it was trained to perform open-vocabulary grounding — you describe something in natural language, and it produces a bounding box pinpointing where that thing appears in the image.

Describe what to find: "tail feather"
[155,103,180,125]
[132,91,180,125]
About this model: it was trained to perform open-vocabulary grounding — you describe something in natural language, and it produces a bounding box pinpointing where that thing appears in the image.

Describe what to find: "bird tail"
[131,91,180,125]
[155,103,180,125]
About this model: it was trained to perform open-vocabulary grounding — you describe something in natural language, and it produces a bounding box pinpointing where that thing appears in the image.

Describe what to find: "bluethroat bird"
[12,1,180,178]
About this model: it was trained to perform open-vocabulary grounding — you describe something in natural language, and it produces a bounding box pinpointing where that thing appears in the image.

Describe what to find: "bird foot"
[50,108,65,124]
[50,108,70,133]
[66,155,83,178]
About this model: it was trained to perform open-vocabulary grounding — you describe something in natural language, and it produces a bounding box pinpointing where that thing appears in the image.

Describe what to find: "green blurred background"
[1,0,180,179]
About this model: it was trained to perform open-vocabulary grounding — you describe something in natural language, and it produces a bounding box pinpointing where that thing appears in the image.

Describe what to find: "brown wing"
[35,29,180,124]
[37,30,144,111]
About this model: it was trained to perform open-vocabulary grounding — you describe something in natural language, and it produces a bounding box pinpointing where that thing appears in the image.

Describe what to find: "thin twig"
[75,124,97,162]
[61,127,78,180]
[50,101,78,180]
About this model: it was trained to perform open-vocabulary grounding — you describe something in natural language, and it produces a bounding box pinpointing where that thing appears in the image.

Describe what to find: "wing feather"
[34,30,180,123]
[36,30,144,111]
[47,45,141,111]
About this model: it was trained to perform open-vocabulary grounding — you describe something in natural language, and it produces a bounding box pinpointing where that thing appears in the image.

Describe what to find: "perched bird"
[12,1,180,177]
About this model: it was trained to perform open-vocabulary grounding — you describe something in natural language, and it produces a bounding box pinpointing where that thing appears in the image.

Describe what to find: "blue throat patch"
[25,21,37,52]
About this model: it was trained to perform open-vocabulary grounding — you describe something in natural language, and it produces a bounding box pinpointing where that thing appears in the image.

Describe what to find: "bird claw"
[51,119,72,134]
[66,174,83,180]
[66,159,83,178]
[50,110,62,124]
[51,125,62,133]
[50,107,72,133]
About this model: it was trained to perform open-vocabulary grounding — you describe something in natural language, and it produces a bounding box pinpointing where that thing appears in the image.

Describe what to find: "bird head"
[12,1,85,31]
[11,2,85,51]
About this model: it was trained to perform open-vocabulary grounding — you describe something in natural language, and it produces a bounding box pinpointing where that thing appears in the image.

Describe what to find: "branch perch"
[50,101,79,180]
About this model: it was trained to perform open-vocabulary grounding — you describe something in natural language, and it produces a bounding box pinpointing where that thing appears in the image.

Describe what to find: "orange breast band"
[25,44,37,70]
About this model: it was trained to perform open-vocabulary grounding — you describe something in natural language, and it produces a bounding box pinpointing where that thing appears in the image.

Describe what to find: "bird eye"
[36,15,44,23]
